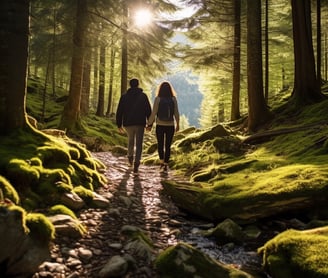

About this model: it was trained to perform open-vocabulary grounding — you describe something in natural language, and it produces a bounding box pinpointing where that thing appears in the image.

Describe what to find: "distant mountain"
[152,71,202,127]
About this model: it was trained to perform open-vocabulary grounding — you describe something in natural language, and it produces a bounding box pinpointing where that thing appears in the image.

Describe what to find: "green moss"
[68,140,91,161]
[48,204,77,219]
[80,115,126,146]
[39,168,72,193]
[72,185,94,204]
[29,157,42,166]
[26,212,55,243]
[22,196,40,211]
[37,145,71,167]
[259,227,328,278]
[155,242,252,278]
[5,158,40,188]
[0,175,20,204]
[121,225,154,247]
[69,159,106,190]
[7,205,28,233]
[191,166,218,182]
[68,147,80,160]
[56,181,73,192]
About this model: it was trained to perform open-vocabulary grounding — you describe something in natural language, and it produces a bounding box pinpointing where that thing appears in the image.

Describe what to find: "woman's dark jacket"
[116,87,151,128]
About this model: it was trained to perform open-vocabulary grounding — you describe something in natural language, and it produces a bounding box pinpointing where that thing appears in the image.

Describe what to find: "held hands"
[118,127,125,134]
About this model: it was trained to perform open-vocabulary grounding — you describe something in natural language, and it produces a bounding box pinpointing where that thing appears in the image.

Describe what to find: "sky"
[161,0,198,20]
[133,0,199,28]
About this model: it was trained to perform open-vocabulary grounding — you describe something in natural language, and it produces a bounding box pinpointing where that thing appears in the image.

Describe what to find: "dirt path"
[34,152,185,277]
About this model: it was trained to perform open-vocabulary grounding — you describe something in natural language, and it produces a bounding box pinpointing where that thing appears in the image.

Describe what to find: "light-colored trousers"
[124,125,145,165]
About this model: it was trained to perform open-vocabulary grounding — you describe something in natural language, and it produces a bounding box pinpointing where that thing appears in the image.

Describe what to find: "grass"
[26,78,126,148]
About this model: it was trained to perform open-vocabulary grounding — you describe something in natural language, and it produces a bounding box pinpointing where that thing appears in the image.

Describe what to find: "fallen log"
[242,121,328,145]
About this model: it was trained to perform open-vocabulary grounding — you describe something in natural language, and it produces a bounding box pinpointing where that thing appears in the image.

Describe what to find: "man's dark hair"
[129,78,139,88]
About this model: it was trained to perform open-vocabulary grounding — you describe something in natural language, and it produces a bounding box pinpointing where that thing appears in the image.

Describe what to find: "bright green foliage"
[1,205,54,245]
[0,175,20,204]
[158,97,328,225]
[37,145,71,167]
[26,79,126,148]
[38,169,73,203]
[7,205,29,233]
[258,227,328,277]
[72,185,94,204]
[0,122,106,210]
[5,159,40,188]
[49,204,77,219]
[25,212,55,243]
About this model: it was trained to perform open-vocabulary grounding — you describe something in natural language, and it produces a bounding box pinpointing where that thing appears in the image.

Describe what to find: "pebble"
[32,152,182,278]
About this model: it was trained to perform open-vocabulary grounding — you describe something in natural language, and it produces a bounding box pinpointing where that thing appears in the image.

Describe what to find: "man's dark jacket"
[116,87,151,128]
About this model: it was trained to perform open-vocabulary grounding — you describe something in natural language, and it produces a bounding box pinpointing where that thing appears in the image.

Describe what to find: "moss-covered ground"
[0,78,127,243]
[148,87,328,222]
[145,84,328,277]
[4,78,328,277]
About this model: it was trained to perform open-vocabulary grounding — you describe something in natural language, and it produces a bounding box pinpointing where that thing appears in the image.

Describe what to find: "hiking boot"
[133,162,139,174]
[163,163,168,172]
[159,163,165,171]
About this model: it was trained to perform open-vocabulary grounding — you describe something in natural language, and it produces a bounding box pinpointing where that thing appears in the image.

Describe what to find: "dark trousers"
[156,125,175,164]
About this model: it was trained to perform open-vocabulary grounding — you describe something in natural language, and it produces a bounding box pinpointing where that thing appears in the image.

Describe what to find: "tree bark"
[0,0,30,135]
[264,0,269,103]
[247,0,272,132]
[96,45,106,116]
[106,45,116,116]
[230,0,241,121]
[80,50,91,116]
[243,120,328,144]
[59,0,87,132]
[316,0,322,85]
[162,180,327,223]
[120,1,128,96]
[291,0,324,104]
[93,47,99,110]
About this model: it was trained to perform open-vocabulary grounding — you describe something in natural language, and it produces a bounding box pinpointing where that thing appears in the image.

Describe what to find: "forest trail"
[33,151,186,278]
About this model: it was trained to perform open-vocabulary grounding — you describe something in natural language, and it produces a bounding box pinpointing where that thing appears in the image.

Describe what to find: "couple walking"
[116,78,180,174]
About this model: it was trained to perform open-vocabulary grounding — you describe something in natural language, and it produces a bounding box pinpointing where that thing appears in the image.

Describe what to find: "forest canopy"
[21,0,327,134]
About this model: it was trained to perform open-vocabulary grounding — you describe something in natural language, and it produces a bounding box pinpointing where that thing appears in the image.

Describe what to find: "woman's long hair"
[156,81,177,97]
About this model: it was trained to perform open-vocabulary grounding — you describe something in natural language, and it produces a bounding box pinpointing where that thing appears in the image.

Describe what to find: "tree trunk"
[316,0,322,85]
[59,0,87,132]
[120,1,128,96]
[80,50,91,116]
[93,47,99,109]
[51,6,57,97]
[247,0,272,132]
[290,0,324,104]
[161,180,325,223]
[96,45,105,116]
[218,102,224,123]
[0,0,30,135]
[264,0,269,103]
[106,45,116,116]
[230,0,241,121]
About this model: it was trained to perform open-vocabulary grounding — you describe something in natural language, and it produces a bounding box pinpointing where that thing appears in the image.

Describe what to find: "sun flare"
[134,9,153,27]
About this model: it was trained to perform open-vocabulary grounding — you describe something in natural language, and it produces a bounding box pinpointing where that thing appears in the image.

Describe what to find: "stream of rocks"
[33,151,272,278]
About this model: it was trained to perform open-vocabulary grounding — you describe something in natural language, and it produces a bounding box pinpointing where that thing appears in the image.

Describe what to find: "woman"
[147,81,180,172]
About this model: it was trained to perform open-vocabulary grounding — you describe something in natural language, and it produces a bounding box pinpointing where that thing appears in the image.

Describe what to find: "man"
[116,78,152,174]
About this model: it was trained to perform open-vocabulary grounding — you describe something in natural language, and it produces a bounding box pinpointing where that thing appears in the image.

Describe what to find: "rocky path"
[33,152,186,278]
